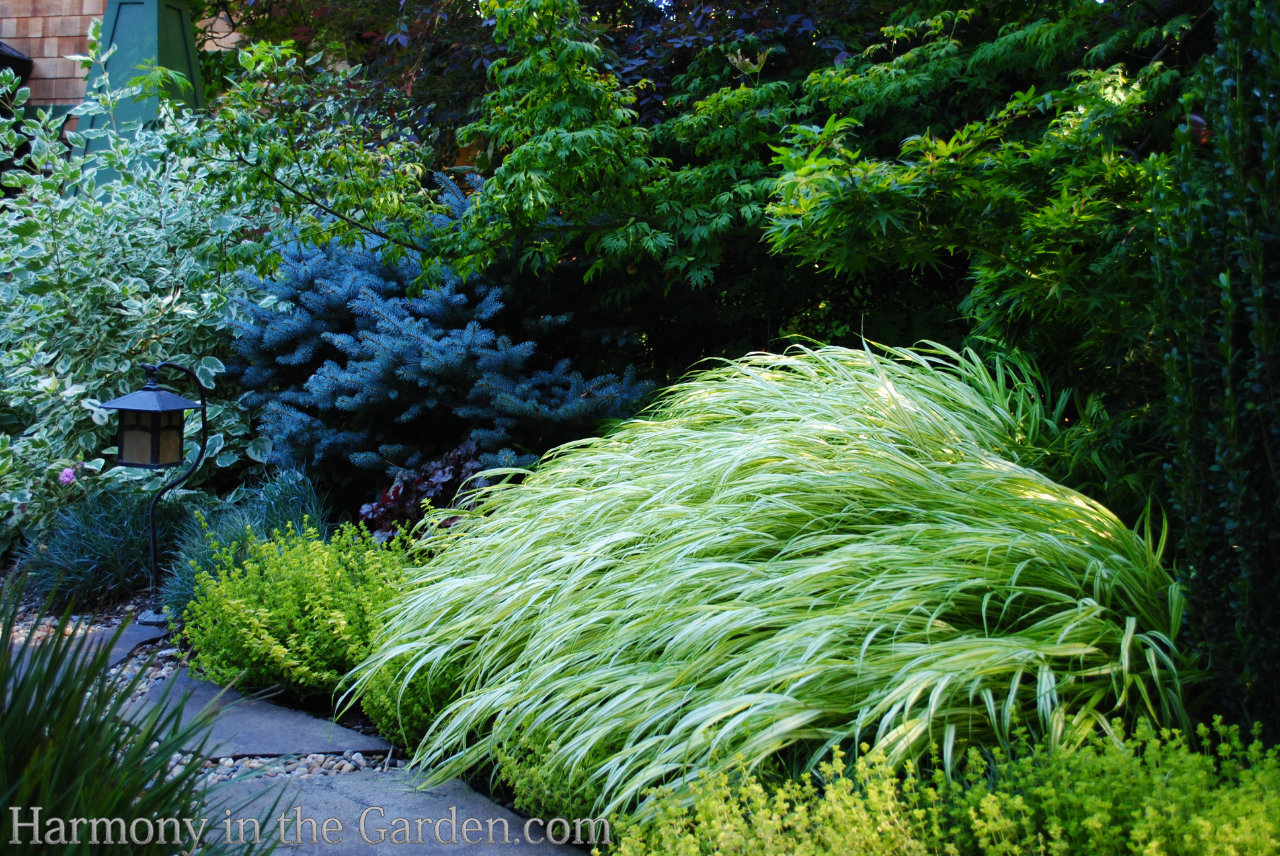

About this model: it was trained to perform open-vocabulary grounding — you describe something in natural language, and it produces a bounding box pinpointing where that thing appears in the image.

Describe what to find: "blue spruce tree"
[234,175,651,504]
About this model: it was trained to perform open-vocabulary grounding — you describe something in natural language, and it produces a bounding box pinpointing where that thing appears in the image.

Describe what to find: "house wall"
[0,0,107,107]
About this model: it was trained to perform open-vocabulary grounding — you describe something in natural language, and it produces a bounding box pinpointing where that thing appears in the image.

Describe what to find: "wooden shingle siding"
[2,0,106,106]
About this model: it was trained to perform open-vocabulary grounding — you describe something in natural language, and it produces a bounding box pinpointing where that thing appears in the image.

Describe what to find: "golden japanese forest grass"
[353,344,1193,816]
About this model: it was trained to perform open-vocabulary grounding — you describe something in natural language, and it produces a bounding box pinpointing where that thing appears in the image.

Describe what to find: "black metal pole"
[138,362,208,626]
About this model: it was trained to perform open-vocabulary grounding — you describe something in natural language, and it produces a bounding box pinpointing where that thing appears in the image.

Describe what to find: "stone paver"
[204,769,594,854]
[12,616,589,854]
[128,667,589,854]
[126,668,392,757]
[105,619,171,665]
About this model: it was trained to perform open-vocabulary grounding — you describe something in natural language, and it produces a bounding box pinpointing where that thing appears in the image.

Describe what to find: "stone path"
[99,619,173,663]
[108,624,594,854]
[5,617,169,679]
[203,767,601,854]
[125,669,395,759]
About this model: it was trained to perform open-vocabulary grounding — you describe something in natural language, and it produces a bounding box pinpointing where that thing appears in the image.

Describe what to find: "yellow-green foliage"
[184,523,409,698]
[357,653,455,750]
[615,752,926,856]
[358,344,1193,817]
[494,729,610,821]
[613,721,1280,856]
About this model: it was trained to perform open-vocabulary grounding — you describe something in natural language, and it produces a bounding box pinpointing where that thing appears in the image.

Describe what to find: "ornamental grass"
[0,579,275,856]
[353,344,1193,816]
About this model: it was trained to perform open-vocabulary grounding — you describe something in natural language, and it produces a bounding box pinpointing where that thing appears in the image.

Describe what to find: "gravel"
[173,748,406,787]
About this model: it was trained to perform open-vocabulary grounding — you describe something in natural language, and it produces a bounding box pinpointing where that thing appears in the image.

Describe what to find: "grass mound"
[355,345,1193,816]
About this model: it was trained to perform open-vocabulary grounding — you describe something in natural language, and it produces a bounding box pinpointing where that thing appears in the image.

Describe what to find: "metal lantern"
[102,362,209,626]
[103,384,200,468]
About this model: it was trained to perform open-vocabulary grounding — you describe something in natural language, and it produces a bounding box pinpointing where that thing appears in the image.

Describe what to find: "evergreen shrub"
[233,174,651,504]
[1151,0,1280,738]
[183,522,409,702]
[492,729,610,822]
[357,344,1195,817]
[613,721,1280,856]
[356,654,457,752]
[160,468,326,622]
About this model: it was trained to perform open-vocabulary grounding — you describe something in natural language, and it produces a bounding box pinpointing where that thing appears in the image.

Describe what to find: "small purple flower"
[58,468,76,485]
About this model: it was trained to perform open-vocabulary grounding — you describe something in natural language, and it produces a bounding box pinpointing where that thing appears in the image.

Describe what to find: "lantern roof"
[102,384,202,413]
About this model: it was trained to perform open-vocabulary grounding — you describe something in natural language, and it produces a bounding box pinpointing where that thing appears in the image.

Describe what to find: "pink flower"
[58,468,76,485]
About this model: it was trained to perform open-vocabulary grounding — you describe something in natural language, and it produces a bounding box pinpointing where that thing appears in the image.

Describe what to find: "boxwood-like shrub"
[355,653,457,751]
[183,522,408,702]
[614,720,1280,856]
[160,468,326,623]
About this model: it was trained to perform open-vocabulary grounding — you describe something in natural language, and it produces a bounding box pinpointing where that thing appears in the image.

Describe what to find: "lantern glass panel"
[119,411,157,467]
[159,410,184,466]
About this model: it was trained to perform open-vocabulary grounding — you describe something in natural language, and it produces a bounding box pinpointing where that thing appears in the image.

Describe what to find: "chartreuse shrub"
[160,469,327,623]
[183,522,409,702]
[613,721,1280,856]
[0,580,272,856]
[354,344,1194,819]
[181,517,446,743]
[356,653,461,752]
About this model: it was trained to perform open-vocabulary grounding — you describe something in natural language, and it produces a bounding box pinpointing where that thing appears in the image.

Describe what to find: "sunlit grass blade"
[351,343,1196,818]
